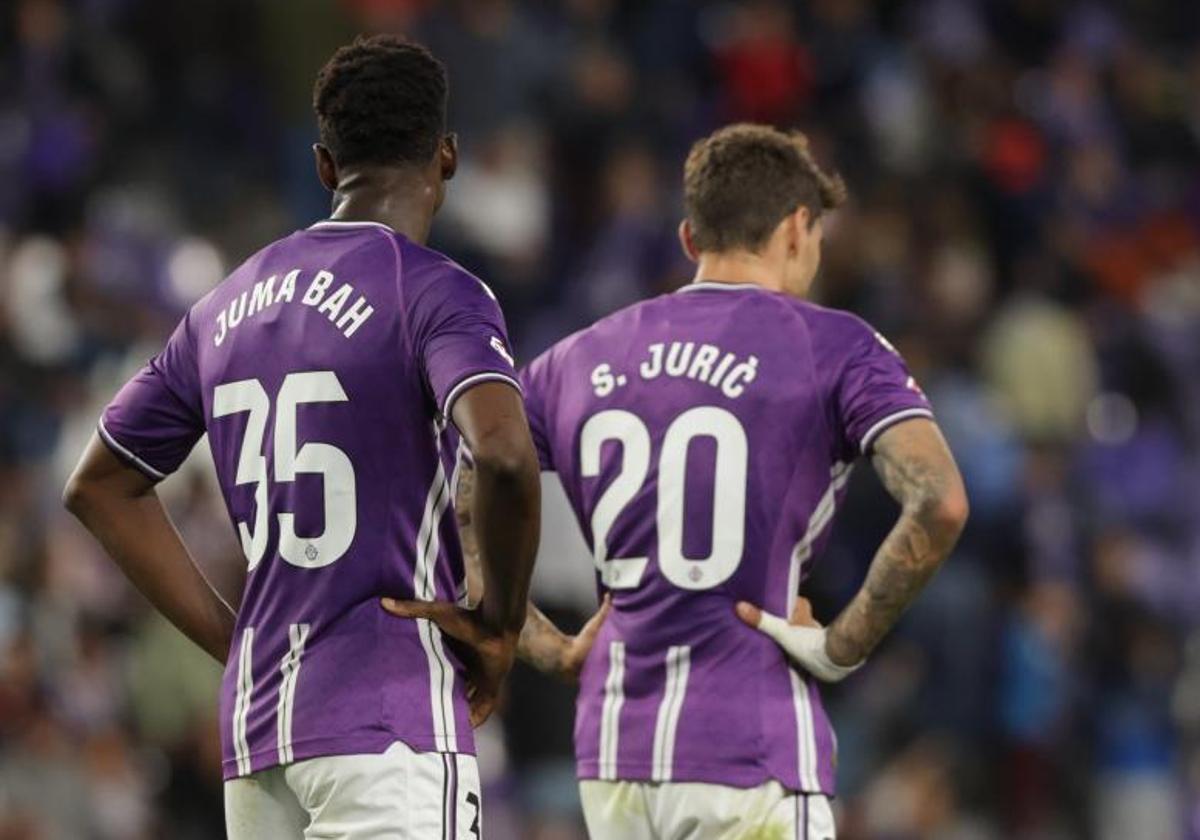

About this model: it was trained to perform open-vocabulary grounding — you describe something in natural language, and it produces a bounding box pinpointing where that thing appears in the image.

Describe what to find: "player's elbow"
[929,480,969,541]
[62,472,97,519]
[471,431,539,490]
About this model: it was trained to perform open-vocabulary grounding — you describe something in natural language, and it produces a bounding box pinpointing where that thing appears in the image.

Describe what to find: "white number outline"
[580,406,748,591]
[213,371,357,570]
[214,380,270,570]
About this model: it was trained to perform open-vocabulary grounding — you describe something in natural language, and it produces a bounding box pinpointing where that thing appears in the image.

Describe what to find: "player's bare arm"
[453,461,610,683]
[63,435,238,663]
[739,417,967,680]
[453,381,541,636]
[383,381,540,724]
[516,599,611,683]
[825,418,967,663]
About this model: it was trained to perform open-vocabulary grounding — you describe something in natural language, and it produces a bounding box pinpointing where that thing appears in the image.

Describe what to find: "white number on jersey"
[579,407,748,591]
[213,371,357,570]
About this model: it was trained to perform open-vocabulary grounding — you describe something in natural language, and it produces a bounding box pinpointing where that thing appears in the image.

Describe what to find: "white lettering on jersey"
[302,270,334,306]
[212,268,375,345]
[587,341,759,399]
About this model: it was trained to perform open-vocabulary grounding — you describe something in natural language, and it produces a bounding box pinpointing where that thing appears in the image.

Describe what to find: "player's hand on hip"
[560,595,613,683]
[735,597,863,684]
[381,597,517,727]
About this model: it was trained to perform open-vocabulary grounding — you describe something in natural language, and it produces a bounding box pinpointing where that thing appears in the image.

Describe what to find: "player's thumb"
[735,601,762,628]
[736,602,790,644]
[469,693,497,728]
[381,598,466,637]
[380,597,433,619]
[580,595,613,641]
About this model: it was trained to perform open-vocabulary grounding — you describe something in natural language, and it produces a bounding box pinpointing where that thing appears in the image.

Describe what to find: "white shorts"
[224,741,481,840]
[579,779,835,840]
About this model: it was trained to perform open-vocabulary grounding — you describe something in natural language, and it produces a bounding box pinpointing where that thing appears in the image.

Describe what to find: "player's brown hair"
[683,124,846,254]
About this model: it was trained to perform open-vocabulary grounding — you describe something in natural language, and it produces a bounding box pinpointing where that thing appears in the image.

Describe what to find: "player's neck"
[692,251,786,294]
[327,168,439,244]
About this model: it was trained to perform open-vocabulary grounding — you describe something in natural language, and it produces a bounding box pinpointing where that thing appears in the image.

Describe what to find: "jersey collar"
[676,280,766,293]
[308,219,395,232]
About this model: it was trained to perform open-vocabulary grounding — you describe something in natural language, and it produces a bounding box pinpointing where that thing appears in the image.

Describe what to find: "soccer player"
[63,35,540,838]
[400,124,968,838]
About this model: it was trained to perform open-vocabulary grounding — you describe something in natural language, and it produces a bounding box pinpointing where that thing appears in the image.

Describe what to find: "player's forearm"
[825,420,968,666]
[470,450,540,635]
[65,479,235,662]
[459,468,569,674]
[825,506,961,664]
[517,602,572,675]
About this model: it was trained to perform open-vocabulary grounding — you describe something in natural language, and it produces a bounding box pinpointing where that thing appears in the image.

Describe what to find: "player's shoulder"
[394,237,498,302]
[783,296,871,334]
[785,298,888,359]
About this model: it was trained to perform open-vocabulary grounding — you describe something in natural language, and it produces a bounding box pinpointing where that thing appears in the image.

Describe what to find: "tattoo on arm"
[517,603,572,675]
[825,420,967,666]
[456,462,569,676]
[455,464,484,607]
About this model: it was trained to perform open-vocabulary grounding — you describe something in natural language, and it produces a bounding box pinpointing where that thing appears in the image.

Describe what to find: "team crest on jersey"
[490,335,515,366]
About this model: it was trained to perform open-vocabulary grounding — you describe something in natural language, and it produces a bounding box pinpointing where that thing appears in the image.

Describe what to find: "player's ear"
[678,220,699,262]
[789,207,810,254]
[314,144,338,192]
[439,133,458,182]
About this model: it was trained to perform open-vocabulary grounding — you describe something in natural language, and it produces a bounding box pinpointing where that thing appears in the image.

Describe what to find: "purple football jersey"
[100,219,521,780]
[521,281,933,795]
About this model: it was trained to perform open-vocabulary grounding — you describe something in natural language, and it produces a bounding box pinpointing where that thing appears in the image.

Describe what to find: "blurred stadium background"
[2,0,1199,838]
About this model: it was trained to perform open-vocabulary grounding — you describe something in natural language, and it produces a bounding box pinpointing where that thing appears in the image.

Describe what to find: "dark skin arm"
[450,381,540,636]
[383,381,541,724]
[63,435,238,663]
[823,418,969,665]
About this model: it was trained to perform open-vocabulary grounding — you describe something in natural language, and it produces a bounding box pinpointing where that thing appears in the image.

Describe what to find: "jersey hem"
[575,759,834,797]
[858,407,934,453]
[223,732,477,781]
[439,371,523,420]
[96,419,168,481]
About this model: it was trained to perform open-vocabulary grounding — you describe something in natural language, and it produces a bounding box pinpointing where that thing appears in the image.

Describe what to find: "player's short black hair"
[313,34,448,169]
[683,124,847,254]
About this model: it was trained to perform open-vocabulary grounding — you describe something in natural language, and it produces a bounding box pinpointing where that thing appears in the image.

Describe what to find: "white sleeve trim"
[97,418,167,481]
[859,408,935,453]
[440,371,523,420]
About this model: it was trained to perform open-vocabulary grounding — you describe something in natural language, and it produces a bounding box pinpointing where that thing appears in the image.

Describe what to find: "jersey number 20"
[213,371,356,571]
[581,406,747,591]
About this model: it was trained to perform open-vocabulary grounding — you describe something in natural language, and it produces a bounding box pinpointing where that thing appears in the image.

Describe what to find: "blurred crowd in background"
[2,0,1199,838]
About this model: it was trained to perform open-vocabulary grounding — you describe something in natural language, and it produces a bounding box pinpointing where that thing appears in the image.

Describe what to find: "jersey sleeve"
[99,315,205,481]
[410,267,521,420]
[831,320,934,458]
[519,354,555,471]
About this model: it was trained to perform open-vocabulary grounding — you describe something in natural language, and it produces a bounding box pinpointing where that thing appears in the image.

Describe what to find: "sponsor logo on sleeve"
[490,335,515,367]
